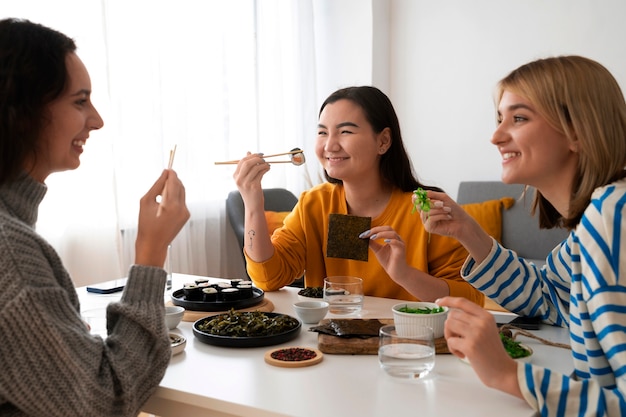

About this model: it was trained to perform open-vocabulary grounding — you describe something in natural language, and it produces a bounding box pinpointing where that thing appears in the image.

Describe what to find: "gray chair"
[226,188,304,287]
[457,181,569,264]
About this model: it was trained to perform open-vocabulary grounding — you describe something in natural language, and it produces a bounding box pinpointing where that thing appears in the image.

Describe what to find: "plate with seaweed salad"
[193,310,301,348]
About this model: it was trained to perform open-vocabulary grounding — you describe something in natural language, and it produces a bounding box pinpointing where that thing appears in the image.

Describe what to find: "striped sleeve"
[515,183,626,416]
[461,238,571,326]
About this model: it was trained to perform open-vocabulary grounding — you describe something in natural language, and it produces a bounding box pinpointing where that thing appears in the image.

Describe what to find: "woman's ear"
[378,127,392,154]
[568,135,580,153]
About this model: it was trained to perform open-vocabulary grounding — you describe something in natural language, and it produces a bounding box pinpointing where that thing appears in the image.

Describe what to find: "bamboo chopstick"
[167,145,177,169]
[214,149,303,165]
[158,145,177,217]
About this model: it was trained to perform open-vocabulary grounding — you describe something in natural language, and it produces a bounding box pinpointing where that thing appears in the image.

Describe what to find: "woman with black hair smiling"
[233,86,484,304]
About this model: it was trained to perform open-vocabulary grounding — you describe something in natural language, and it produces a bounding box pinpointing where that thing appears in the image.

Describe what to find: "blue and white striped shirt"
[462,179,626,416]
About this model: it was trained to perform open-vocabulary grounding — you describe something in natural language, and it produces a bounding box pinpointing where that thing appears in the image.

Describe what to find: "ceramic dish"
[171,287,264,311]
[264,347,324,368]
[391,302,448,338]
[193,312,301,348]
[170,333,187,356]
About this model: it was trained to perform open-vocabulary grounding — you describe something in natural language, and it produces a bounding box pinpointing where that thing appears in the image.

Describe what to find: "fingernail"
[369,234,378,240]
[434,201,444,208]
[384,239,391,243]
[443,207,451,213]
[358,230,370,238]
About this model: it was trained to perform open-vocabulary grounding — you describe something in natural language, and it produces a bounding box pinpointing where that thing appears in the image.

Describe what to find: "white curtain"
[3,0,379,286]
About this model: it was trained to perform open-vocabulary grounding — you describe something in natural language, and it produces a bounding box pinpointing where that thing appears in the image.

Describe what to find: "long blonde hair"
[496,56,626,229]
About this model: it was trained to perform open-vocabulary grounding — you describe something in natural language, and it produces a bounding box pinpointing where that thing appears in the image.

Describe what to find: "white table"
[78,274,573,417]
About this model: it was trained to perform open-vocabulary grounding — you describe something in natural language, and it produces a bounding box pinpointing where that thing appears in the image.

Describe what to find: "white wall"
[388,0,626,199]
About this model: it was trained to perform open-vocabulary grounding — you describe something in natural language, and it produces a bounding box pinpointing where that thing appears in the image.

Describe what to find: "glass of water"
[378,324,435,379]
[323,276,363,315]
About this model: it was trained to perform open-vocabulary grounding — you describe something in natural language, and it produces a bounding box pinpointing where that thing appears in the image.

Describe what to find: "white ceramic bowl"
[165,305,185,329]
[293,301,329,324]
[392,302,448,338]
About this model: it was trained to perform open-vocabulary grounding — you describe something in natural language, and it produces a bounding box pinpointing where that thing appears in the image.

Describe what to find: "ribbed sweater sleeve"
[0,175,170,417]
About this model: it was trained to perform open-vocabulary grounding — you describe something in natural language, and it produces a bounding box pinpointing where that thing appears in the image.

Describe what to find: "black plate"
[193,312,301,348]
[171,287,264,311]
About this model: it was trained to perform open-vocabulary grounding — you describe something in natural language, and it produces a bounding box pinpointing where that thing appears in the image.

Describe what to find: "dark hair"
[0,18,77,185]
[318,86,441,193]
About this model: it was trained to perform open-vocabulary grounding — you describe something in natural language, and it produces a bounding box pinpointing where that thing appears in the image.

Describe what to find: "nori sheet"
[326,213,371,261]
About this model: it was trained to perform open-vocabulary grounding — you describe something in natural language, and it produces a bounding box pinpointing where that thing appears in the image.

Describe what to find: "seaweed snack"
[326,213,371,261]
[196,309,299,338]
[298,287,323,298]
[309,319,386,339]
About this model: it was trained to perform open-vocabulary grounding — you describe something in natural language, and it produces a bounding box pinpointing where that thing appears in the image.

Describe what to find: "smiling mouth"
[72,139,86,147]
[502,152,520,160]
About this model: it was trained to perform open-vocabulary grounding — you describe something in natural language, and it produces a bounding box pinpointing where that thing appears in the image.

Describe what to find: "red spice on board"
[271,347,317,361]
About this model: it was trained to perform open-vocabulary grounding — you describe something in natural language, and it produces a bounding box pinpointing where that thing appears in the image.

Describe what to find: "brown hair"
[496,56,626,229]
[0,18,76,185]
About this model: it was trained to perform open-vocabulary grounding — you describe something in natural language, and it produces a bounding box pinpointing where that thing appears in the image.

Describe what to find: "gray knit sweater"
[0,173,171,417]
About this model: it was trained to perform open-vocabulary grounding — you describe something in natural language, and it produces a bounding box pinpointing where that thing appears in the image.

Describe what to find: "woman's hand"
[135,169,190,267]
[233,152,274,262]
[362,225,449,300]
[436,296,523,398]
[414,190,469,239]
[416,190,493,263]
[233,152,271,209]
[361,226,410,279]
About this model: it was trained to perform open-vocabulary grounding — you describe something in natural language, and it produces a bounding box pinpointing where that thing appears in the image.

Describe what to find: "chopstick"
[158,145,177,217]
[214,149,302,165]
[167,145,177,169]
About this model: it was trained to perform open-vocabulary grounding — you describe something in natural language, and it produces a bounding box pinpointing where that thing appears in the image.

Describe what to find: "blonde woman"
[418,56,626,415]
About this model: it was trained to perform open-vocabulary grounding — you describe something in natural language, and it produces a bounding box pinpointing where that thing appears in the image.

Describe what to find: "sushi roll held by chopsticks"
[214,147,305,166]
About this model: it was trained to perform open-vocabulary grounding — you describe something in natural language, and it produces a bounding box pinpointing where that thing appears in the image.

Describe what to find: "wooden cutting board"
[165,299,274,322]
[315,318,450,355]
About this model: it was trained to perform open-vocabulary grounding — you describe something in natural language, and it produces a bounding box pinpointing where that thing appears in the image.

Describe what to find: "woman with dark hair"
[0,18,189,416]
[418,56,626,415]
[233,86,483,303]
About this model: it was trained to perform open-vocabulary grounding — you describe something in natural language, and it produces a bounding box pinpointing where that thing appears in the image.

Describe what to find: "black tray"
[193,312,301,348]
[171,287,264,311]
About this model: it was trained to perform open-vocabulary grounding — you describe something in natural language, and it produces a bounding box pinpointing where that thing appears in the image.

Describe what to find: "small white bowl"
[392,302,448,338]
[293,301,329,324]
[169,333,186,356]
[165,305,185,329]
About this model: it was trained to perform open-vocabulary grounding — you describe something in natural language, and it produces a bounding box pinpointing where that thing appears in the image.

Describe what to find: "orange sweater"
[246,183,484,304]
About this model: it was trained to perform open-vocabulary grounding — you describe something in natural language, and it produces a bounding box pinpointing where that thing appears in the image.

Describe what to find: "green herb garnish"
[411,187,431,214]
[397,305,445,314]
[500,333,531,359]
[412,187,432,243]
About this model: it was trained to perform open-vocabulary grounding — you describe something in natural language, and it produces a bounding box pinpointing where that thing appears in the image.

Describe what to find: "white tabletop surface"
[78,274,573,417]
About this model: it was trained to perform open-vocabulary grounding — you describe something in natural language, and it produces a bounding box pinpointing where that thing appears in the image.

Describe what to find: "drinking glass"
[378,324,435,379]
[323,276,364,314]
